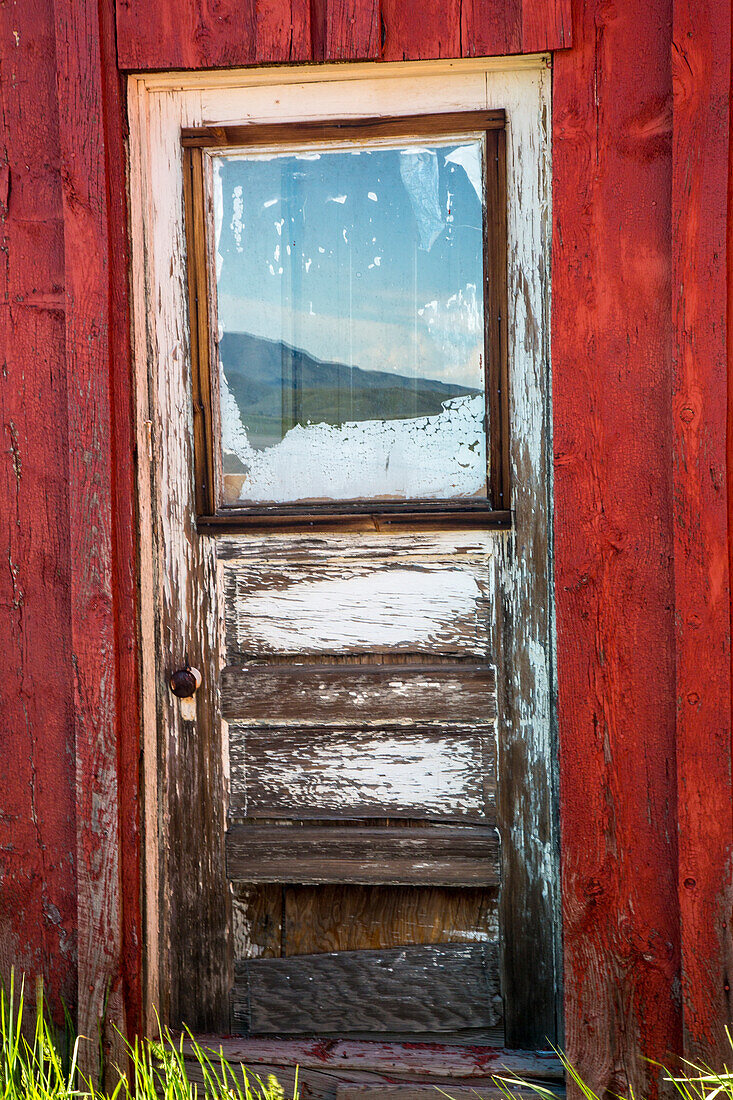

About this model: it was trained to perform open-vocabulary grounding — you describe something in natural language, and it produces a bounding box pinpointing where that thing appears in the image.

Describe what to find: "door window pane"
[212,137,488,505]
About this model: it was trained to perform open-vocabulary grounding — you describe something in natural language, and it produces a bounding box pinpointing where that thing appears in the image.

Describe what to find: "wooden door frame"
[127,55,559,1048]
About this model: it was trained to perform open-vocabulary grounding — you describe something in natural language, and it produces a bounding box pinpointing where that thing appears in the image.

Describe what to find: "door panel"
[219,529,501,1039]
[233,944,502,1036]
[228,725,496,821]
[223,559,493,658]
[226,824,500,885]
[221,664,497,724]
[232,885,499,957]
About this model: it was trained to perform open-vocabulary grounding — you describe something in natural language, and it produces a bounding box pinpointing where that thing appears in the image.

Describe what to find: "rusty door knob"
[169,666,202,698]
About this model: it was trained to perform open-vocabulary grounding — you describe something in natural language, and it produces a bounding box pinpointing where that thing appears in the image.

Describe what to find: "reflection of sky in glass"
[213,139,486,389]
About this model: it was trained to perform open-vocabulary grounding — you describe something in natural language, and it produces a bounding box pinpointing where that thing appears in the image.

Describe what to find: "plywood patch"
[233,944,502,1035]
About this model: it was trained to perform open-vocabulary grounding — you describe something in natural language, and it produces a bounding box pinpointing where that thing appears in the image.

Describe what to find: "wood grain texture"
[98,0,144,1040]
[228,726,496,821]
[233,944,502,1034]
[283,886,498,954]
[461,0,522,58]
[672,0,733,1063]
[227,824,500,885]
[325,0,381,59]
[117,0,571,68]
[553,3,680,1095]
[232,885,283,958]
[53,0,126,1076]
[222,560,493,659]
[188,1038,565,1081]
[336,1088,543,1100]
[217,531,496,564]
[0,0,77,1026]
[127,86,231,1033]
[221,664,497,725]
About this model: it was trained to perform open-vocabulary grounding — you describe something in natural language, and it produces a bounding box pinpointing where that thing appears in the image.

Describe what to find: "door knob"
[169,666,202,698]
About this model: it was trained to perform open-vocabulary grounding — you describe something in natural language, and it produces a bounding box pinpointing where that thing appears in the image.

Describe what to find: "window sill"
[196,503,512,534]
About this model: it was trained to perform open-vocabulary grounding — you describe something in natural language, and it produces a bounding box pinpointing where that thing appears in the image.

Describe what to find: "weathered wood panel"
[283,886,498,954]
[228,726,496,821]
[98,0,145,1039]
[188,1038,565,1081]
[336,1088,545,1100]
[672,0,733,1065]
[227,825,500,885]
[233,944,502,1034]
[0,0,77,1025]
[231,885,283,959]
[54,0,130,1075]
[221,664,497,725]
[223,561,492,658]
[127,82,231,1033]
[553,3,680,1095]
[116,0,571,69]
[217,532,495,563]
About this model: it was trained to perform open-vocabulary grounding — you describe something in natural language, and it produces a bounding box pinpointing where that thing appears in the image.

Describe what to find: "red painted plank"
[380,0,460,61]
[671,0,733,1064]
[553,2,681,1096]
[116,0,570,69]
[115,0,257,69]
[98,0,144,1040]
[461,0,522,56]
[256,0,312,63]
[325,0,381,60]
[116,0,315,69]
[522,0,570,53]
[53,0,125,1079]
[0,0,77,1024]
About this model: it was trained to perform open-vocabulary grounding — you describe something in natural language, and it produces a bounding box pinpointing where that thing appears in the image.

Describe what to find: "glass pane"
[212,136,488,505]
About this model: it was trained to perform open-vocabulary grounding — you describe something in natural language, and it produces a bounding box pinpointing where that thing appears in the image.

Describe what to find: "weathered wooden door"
[130,60,557,1053]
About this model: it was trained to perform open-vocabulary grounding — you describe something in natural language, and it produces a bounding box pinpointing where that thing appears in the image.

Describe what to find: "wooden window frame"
[182,110,510,532]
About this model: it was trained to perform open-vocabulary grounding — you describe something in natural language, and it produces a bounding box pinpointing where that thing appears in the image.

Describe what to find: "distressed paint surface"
[223,560,493,657]
[553,2,681,1095]
[0,0,77,1022]
[228,725,496,820]
[128,82,231,1031]
[226,823,501,886]
[115,0,571,69]
[671,0,733,1063]
[130,61,556,1048]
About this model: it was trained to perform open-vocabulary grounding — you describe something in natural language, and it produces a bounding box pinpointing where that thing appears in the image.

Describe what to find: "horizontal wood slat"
[116,1,571,70]
[226,824,500,885]
[221,664,497,725]
[336,1089,549,1100]
[228,725,496,821]
[223,561,493,659]
[216,531,496,562]
[232,944,502,1035]
[186,1037,566,1081]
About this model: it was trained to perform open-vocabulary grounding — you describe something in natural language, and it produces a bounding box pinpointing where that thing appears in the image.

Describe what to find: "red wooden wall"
[1,0,731,1092]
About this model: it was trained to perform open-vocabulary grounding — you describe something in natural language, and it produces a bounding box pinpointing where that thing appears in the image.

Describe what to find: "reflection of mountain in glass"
[220,331,481,451]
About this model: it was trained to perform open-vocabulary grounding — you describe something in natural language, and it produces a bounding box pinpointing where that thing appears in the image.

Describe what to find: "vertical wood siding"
[0,0,77,1024]
[115,0,572,69]
[671,0,733,1066]
[2,0,732,1085]
[553,2,681,1095]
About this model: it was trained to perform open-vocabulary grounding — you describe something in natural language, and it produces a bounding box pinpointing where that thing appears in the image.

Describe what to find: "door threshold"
[184,1037,565,1100]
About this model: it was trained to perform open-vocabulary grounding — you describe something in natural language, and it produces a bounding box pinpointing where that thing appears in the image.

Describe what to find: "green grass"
[0,974,297,1100]
[5,970,733,1100]
[468,1040,733,1100]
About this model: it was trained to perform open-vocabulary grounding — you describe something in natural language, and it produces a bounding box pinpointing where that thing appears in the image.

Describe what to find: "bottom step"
[184,1038,565,1100]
